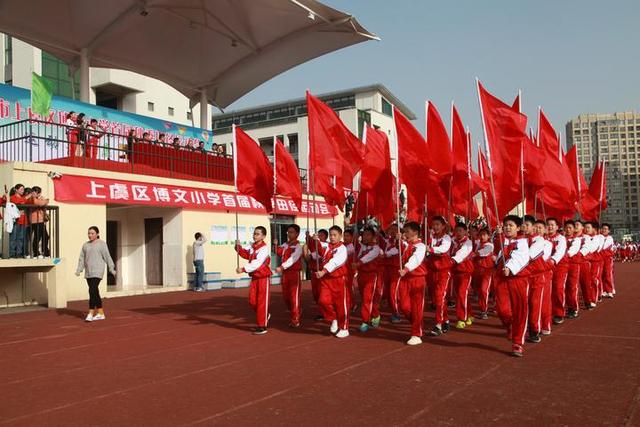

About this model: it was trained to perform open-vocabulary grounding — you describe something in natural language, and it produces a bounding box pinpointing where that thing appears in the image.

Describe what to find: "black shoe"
[442,321,450,334]
[476,312,488,320]
[288,321,301,328]
[429,304,436,310]
[314,314,324,321]
[527,332,541,343]
[430,326,442,336]
[252,327,268,335]
[567,310,579,319]
[552,316,564,325]
[447,300,456,309]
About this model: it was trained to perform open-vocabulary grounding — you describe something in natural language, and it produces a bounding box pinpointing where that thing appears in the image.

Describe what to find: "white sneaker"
[92,313,106,321]
[85,313,94,322]
[37,255,44,259]
[335,329,350,338]
[330,320,338,334]
[407,336,423,346]
[541,329,551,336]
[589,302,597,308]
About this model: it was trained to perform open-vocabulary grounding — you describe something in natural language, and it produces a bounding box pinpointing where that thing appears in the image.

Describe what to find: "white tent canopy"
[0,0,377,124]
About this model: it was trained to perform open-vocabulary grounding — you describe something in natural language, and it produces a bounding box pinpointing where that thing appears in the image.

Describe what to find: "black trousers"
[87,277,102,309]
[31,223,50,257]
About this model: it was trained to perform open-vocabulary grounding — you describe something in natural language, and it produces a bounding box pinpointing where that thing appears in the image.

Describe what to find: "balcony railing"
[1,203,59,259]
[0,119,308,190]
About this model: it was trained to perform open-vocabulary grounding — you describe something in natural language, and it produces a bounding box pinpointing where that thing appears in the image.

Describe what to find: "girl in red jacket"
[354,227,383,332]
[472,228,494,320]
[451,223,475,329]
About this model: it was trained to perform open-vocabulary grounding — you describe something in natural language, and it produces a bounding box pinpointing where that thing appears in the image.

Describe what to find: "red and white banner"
[53,175,337,217]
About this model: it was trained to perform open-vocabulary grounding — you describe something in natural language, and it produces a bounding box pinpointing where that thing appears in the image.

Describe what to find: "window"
[187,111,193,121]
[381,97,393,117]
[41,51,79,99]
[147,102,155,112]
[258,137,274,157]
[3,35,11,65]
[168,107,174,116]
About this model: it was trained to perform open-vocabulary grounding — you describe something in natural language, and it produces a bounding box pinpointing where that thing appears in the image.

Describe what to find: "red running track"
[0,263,638,426]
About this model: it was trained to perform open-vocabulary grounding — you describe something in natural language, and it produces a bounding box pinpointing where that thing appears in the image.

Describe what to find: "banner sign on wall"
[0,83,214,151]
[53,174,337,217]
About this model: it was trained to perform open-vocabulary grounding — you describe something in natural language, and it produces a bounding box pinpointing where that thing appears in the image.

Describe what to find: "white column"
[79,48,90,102]
[199,89,209,129]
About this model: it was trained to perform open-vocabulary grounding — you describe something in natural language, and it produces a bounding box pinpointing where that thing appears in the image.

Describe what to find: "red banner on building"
[53,175,337,217]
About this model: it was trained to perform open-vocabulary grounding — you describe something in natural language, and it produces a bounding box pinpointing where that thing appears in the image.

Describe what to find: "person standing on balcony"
[192,232,206,292]
[9,184,27,258]
[197,141,206,153]
[76,226,116,322]
[86,119,105,159]
[29,186,50,258]
[65,111,79,158]
[157,133,166,146]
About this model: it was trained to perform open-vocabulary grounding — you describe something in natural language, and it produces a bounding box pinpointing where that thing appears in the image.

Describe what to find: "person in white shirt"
[192,232,207,291]
[585,222,605,302]
[546,218,568,325]
[600,223,616,297]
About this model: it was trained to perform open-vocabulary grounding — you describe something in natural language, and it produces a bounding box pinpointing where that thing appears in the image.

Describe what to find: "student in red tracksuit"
[450,222,475,329]
[235,226,272,335]
[585,222,605,303]
[547,218,568,325]
[383,224,405,324]
[537,220,554,336]
[522,215,546,344]
[575,220,596,310]
[354,227,384,332]
[495,215,530,357]
[472,228,494,320]
[306,229,328,320]
[343,229,358,313]
[315,226,350,338]
[427,216,453,336]
[600,223,616,298]
[275,224,303,328]
[564,220,583,318]
[398,221,428,346]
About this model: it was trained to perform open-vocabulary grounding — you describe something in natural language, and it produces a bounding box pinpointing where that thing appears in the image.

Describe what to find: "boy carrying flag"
[275,224,303,328]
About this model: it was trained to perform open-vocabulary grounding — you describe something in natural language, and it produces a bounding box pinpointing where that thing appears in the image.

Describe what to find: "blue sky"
[226,0,639,148]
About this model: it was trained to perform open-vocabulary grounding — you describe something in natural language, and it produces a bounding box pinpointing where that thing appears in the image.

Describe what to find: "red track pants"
[566,263,581,313]
[602,256,615,294]
[358,271,382,323]
[541,271,553,332]
[281,270,301,324]
[472,269,493,314]
[428,270,451,325]
[398,275,426,337]
[507,277,530,346]
[347,270,356,308]
[590,260,603,301]
[249,277,271,328]
[579,262,593,306]
[311,275,321,303]
[319,276,349,330]
[494,276,512,327]
[551,264,569,318]
[383,266,400,315]
[454,272,473,321]
[528,273,545,334]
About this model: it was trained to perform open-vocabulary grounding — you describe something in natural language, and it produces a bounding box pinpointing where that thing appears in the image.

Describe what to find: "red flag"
[511,93,521,112]
[450,106,487,217]
[581,160,607,221]
[426,101,453,178]
[478,150,498,228]
[477,80,528,218]
[360,126,396,227]
[307,91,365,208]
[566,145,588,199]
[274,137,302,209]
[394,106,440,217]
[233,125,274,212]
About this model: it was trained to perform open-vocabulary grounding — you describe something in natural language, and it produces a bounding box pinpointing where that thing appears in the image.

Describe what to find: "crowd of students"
[63,111,226,159]
[1,183,50,259]
[234,215,617,357]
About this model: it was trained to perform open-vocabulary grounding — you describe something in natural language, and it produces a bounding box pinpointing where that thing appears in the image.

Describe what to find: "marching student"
[426,216,453,336]
[235,226,272,335]
[383,224,405,323]
[472,228,494,320]
[585,222,605,302]
[306,229,329,320]
[450,222,475,329]
[537,220,554,336]
[495,215,530,357]
[600,223,616,297]
[354,226,384,332]
[547,218,568,325]
[315,226,350,338]
[564,220,583,318]
[275,224,303,328]
[343,228,358,313]
[398,221,428,346]
[574,220,596,310]
[522,215,546,344]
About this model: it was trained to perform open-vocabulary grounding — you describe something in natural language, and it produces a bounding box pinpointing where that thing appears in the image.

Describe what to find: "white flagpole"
[391,107,402,271]
[598,159,606,223]
[232,124,240,268]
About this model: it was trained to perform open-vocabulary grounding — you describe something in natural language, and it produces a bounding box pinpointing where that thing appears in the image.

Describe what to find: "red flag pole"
[232,124,240,268]
[476,78,505,259]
